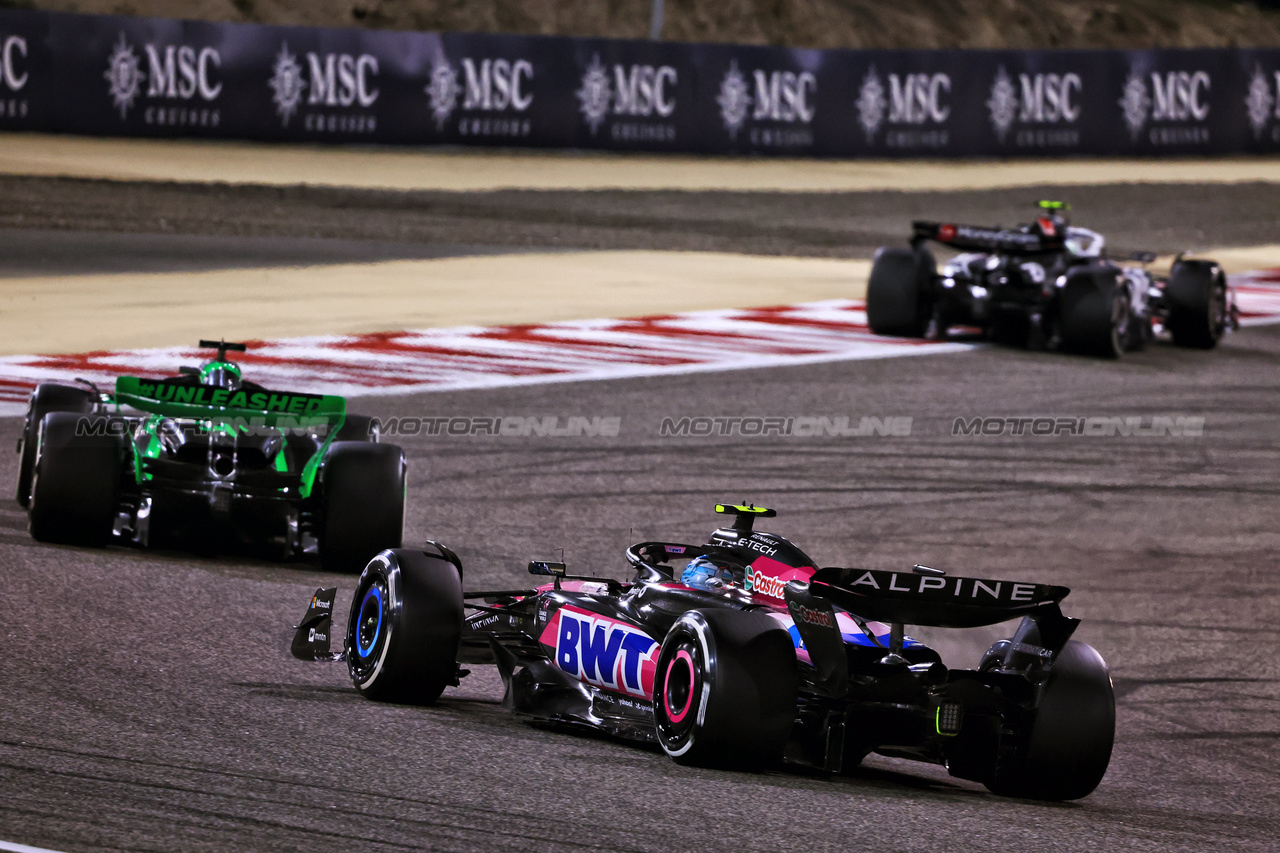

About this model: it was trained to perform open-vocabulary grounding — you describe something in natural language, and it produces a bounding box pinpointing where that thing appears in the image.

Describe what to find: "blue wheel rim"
[355,585,385,659]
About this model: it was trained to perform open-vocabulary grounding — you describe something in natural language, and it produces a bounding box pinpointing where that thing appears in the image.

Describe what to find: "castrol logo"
[792,603,834,628]
[745,566,787,599]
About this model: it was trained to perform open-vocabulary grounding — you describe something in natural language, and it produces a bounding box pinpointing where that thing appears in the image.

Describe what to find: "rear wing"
[912,220,1065,256]
[808,567,1069,629]
[115,376,346,427]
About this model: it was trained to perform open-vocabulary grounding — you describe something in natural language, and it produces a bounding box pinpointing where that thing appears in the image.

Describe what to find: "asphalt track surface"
[6,175,1280,259]
[2,184,1280,851]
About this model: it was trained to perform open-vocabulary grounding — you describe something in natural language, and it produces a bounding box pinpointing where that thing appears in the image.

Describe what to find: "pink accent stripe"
[664,650,696,724]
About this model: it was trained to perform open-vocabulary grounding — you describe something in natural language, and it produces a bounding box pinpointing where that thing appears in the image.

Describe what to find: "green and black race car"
[15,341,405,572]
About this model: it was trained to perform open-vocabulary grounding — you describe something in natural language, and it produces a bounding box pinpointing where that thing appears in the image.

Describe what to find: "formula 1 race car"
[15,340,404,571]
[866,201,1238,357]
[292,503,1115,801]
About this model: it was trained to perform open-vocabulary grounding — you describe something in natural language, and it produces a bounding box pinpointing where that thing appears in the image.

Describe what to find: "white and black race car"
[866,201,1238,357]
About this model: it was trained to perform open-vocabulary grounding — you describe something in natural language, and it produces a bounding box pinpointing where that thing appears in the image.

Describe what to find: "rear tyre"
[336,414,379,442]
[346,548,463,704]
[653,609,797,769]
[1166,260,1228,349]
[16,384,95,508]
[1059,269,1129,358]
[985,640,1115,801]
[28,412,124,546]
[867,247,936,337]
[317,442,406,573]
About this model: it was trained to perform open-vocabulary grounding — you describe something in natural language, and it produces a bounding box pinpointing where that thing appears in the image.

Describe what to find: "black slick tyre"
[1059,269,1129,358]
[336,414,379,442]
[346,548,463,704]
[1166,260,1228,349]
[652,608,797,769]
[28,412,124,546]
[985,640,1115,801]
[867,247,936,337]
[16,384,95,508]
[317,442,406,573]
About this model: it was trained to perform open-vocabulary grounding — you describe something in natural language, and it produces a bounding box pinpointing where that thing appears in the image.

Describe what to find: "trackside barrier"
[3,8,1280,157]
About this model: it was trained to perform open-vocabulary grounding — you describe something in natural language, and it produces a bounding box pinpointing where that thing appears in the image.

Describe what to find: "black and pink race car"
[292,504,1115,801]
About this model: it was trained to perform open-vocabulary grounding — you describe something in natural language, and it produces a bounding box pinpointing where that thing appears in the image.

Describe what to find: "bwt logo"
[1,35,27,91]
[576,54,676,135]
[554,608,658,699]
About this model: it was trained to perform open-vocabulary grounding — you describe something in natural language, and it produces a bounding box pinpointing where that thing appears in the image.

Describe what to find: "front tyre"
[1166,260,1228,349]
[986,640,1115,801]
[653,609,797,769]
[317,442,406,573]
[346,548,464,704]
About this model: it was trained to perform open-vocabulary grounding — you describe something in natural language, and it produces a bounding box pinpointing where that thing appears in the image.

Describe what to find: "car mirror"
[528,560,567,577]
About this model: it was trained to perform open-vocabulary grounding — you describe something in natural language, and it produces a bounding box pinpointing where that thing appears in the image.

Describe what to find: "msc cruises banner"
[3,8,1280,157]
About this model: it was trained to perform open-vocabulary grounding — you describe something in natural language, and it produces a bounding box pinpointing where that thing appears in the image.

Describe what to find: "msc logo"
[1119,65,1211,143]
[1244,64,1280,140]
[1,35,27,91]
[555,607,658,699]
[717,60,815,140]
[888,72,950,124]
[269,43,379,131]
[855,67,950,147]
[423,56,533,137]
[986,66,1081,143]
[576,54,676,136]
[102,32,222,121]
[306,53,379,107]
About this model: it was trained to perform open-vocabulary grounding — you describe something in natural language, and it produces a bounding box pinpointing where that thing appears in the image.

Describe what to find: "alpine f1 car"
[866,201,1238,357]
[15,340,405,571]
[292,503,1115,800]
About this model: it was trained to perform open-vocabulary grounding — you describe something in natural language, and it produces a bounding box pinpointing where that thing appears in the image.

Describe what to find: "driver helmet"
[682,556,738,591]
[200,361,242,391]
